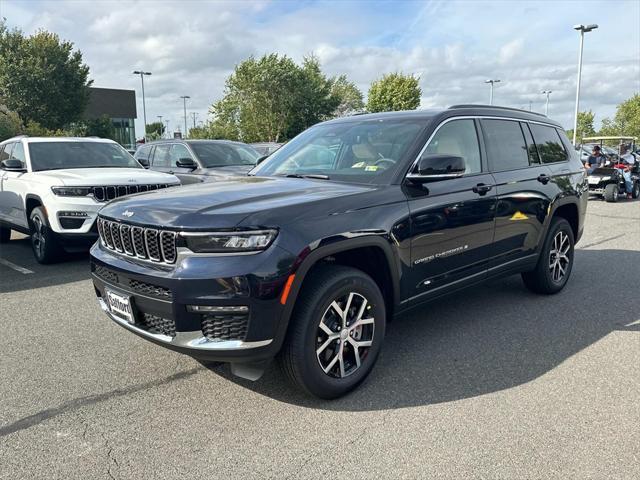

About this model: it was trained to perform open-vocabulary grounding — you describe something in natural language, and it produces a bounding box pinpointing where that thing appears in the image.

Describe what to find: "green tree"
[0,103,22,141]
[330,75,364,117]
[145,121,165,140]
[597,94,640,141]
[0,21,92,130]
[567,110,596,143]
[366,73,421,113]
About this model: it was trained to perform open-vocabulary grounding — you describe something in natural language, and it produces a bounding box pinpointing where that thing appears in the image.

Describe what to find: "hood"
[33,168,179,186]
[99,176,375,229]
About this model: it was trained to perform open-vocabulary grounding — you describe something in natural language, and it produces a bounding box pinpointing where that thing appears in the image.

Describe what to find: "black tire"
[0,225,10,243]
[279,265,386,399]
[603,183,618,202]
[632,181,640,199]
[522,217,575,295]
[29,206,62,264]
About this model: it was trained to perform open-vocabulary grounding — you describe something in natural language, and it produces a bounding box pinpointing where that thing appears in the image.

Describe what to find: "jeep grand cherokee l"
[0,137,180,263]
[91,105,587,398]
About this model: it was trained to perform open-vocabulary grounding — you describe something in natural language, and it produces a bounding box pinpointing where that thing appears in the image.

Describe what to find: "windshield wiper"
[277,173,330,180]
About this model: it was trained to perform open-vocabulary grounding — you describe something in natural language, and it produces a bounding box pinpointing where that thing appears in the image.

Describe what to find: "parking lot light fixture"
[572,24,598,146]
[485,79,501,105]
[133,71,152,140]
[542,90,552,116]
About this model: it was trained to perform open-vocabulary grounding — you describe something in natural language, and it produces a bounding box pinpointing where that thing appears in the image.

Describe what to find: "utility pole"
[165,120,170,138]
[191,112,199,129]
[157,115,163,138]
[180,96,190,138]
[572,24,598,145]
[485,79,501,105]
[133,70,152,139]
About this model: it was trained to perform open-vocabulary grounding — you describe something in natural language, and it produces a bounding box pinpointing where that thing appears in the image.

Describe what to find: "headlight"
[182,230,277,253]
[51,186,92,197]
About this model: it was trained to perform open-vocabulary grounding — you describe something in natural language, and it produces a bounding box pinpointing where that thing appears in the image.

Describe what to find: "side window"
[9,142,25,165]
[481,119,529,171]
[134,145,151,161]
[152,145,171,167]
[529,124,568,164]
[169,144,193,166]
[421,119,482,174]
[520,122,540,164]
[0,143,14,162]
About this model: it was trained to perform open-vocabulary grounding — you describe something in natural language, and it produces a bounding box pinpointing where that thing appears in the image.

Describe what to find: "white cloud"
[499,38,524,64]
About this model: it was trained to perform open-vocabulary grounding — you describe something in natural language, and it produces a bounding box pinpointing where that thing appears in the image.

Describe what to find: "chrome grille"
[91,184,172,202]
[98,217,177,264]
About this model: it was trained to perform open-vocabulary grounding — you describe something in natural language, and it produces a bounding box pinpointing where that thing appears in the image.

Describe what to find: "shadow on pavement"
[0,236,91,293]
[208,248,640,411]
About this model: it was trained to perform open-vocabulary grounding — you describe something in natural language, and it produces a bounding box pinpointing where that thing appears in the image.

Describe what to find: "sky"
[1,0,639,138]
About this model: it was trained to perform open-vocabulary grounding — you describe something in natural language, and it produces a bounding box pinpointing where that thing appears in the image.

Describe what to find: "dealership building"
[84,87,137,149]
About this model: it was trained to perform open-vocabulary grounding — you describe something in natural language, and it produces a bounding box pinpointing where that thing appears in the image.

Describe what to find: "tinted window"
[529,124,568,164]
[134,145,152,161]
[169,144,194,166]
[482,119,529,171]
[28,142,140,172]
[253,119,425,184]
[152,145,171,167]
[189,142,260,167]
[10,142,25,164]
[421,119,481,174]
[520,123,540,164]
[0,143,13,162]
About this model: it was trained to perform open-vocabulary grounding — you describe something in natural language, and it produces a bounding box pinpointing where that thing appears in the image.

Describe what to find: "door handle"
[472,183,493,196]
[537,174,550,184]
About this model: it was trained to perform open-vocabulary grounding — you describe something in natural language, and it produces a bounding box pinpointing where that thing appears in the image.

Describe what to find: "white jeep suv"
[0,136,180,263]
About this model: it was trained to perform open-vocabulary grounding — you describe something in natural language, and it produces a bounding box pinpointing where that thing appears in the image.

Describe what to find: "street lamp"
[541,90,552,116]
[485,79,501,105]
[572,23,598,146]
[180,96,190,138]
[133,70,152,139]
[157,115,163,138]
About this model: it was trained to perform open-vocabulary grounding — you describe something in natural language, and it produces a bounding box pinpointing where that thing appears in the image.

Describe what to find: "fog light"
[186,305,249,313]
[58,211,89,218]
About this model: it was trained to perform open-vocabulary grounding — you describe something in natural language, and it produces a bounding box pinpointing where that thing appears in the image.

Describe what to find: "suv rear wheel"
[0,225,10,243]
[29,207,62,264]
[522,217,575,294]
[279,265,386,399]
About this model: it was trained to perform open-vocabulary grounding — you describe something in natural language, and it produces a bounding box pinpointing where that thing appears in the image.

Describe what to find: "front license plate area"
[105,288,134,324]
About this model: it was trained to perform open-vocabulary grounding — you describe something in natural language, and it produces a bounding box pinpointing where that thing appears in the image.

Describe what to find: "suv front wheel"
[29,207,62,264]
[280,265,386,399]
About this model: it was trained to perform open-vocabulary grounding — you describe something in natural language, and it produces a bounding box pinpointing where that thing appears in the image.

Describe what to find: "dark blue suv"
[91,105,587,398]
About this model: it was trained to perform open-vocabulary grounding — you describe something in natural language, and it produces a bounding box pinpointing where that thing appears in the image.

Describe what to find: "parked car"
[91,105,587,398]
[134,139,261,184]
[250,142,283,157]
[0,136,180,263]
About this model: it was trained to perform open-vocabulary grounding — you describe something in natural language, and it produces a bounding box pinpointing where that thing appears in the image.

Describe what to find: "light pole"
[157,115,163,138]
[133,70,152,139]
[541,90,552,116]
[485,79,501,105]
[572,24,598,146]
[180,96,190,138]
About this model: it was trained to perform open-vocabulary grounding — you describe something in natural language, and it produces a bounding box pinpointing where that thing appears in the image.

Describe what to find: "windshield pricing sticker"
[365,165,379,171]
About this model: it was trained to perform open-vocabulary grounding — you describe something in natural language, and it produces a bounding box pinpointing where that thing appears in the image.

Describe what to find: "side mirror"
[137,157,150,168]
[176,157,197,169]
[1,159,26,172]
[256,155,269,165]
[407,154,465,183]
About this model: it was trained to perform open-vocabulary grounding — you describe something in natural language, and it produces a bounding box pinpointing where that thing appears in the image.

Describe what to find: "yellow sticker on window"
[365,165,378,171]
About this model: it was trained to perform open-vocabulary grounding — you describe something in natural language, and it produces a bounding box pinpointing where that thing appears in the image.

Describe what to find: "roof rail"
[448,104,547,118]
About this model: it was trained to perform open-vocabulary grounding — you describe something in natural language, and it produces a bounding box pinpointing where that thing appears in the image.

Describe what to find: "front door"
[405,118,496,302]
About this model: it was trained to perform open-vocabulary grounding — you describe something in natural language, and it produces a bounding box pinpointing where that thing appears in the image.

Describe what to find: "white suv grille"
[97,217,177,264]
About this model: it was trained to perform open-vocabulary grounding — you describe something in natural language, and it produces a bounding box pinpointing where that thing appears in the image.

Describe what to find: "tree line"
[567,94,640,145]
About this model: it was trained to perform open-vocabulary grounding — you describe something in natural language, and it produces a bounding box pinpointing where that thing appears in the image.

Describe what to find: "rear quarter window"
[481,119,530,171]
[529,124,568,164]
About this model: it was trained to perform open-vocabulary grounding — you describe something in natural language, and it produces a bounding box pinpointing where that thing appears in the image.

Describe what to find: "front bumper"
[90,242,296,363]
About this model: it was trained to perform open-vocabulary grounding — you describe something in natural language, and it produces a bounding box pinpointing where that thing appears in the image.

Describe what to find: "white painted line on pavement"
[0,257,34,274]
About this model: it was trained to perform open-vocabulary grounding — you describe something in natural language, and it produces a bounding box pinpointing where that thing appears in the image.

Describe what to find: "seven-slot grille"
[91,184,172,202]
[98,217,178,264]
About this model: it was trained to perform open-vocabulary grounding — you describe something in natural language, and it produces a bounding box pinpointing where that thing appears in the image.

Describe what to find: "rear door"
[150,144,172,176]
[405,118,497,301]
[481,119,555,271]
[167,143,201,184]
[0,142,29,228]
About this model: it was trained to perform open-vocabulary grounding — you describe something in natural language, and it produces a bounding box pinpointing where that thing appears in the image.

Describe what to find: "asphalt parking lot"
[0,199,638,480]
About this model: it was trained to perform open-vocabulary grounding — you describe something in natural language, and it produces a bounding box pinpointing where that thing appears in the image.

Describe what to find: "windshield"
[29,142,140,172]
[251,119,425,184]
[189,142,261,168]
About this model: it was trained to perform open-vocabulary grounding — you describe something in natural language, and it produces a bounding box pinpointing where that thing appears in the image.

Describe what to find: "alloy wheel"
[316,292,374,378]
[32,215,46,258]
[548,230,571,283]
